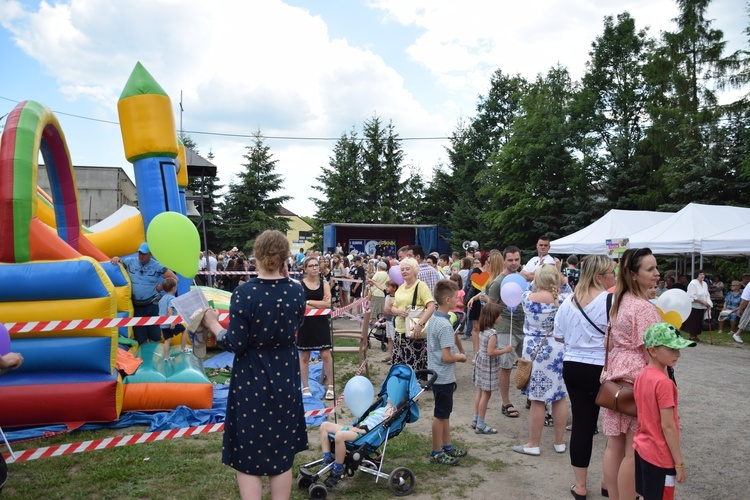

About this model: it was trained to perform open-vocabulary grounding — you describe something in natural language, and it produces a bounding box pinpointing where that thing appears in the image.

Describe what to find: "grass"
[2,343,485,499]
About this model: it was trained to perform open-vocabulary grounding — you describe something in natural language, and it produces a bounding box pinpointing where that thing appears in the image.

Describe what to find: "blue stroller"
[297,365,437,499]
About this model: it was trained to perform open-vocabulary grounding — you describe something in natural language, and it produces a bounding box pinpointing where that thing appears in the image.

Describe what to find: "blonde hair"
[532,264,561,307]
[486,251,504,285]
[574,255,614,302]
[399,257,419,272]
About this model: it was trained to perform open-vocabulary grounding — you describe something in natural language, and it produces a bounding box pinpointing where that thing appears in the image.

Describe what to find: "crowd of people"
[166,234,750,499]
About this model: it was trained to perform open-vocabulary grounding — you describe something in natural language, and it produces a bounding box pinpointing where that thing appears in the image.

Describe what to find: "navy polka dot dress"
[219,277,308,475]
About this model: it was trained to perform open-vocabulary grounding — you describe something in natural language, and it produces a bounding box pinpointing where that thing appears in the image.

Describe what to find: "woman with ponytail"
[512,263,572,457]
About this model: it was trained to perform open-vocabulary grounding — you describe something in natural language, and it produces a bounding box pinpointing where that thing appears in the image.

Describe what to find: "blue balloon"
[503,273,528,290]
[344,376,374,419]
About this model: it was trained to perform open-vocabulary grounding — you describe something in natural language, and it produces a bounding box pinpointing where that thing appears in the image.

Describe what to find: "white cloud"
[2,0,745,216]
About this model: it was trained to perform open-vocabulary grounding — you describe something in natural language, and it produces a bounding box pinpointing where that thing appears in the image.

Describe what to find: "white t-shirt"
[742,285,750,301]
[523,255,555,274]
[553,291,608,366]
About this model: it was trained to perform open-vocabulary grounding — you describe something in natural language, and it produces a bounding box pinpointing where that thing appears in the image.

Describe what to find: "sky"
[0,0,747,218]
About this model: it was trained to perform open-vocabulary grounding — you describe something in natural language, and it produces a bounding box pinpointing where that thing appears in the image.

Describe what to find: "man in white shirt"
[520,235,556,282]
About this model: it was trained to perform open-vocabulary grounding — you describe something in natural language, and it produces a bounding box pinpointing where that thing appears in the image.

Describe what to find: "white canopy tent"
[628,203,750,255]
[700,223,750,256]
[550,209,675,255]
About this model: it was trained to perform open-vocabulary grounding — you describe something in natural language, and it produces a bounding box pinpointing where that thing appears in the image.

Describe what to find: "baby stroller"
[368,315,388,352]
[297,364,437,499]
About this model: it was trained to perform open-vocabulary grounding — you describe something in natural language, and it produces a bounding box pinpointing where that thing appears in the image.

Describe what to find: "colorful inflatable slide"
[0,63,211,428]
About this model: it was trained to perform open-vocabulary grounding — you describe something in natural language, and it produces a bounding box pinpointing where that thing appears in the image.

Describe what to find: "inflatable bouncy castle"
[0,63,212,428]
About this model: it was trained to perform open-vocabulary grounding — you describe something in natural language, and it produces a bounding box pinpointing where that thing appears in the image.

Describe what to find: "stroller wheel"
[309,483,327,500]
[388,467,416,496]
[297,474,313,490]
[381,341,387,352]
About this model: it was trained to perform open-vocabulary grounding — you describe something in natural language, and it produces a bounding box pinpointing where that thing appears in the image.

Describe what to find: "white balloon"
[656,289,692,322]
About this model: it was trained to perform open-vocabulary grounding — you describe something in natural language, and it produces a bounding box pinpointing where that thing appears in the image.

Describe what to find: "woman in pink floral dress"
[601,247,661,500]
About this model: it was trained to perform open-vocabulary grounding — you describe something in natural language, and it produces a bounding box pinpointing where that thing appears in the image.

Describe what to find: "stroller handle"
[415,369,438,390]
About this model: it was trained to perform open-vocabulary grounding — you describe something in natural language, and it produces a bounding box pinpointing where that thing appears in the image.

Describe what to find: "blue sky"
[0,0,747,217]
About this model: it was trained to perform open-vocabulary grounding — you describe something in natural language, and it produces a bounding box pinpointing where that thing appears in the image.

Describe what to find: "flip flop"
[475,425,498,434]
[501,404,519,418]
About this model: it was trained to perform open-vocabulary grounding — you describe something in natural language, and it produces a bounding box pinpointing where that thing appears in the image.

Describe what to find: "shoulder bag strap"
[411,282,420,309]
[572,294,605,335]
[529,325,554,362]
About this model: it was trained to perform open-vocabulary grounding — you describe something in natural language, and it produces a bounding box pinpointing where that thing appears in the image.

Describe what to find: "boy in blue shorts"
[427,279,467,465]
[158,277,186,361]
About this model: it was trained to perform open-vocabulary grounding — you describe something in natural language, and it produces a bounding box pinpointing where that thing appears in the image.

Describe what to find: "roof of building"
[185,148,217,177]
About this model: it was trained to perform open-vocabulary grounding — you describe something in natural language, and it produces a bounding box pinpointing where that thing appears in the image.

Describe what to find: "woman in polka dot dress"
[203,230,308,499]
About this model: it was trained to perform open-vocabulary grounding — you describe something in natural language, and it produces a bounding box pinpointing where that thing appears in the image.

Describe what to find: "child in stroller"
[318,401,396,487]
[298,365,437,499]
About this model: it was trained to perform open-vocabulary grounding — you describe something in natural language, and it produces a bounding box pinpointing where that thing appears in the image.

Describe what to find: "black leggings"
[562,361,603,468]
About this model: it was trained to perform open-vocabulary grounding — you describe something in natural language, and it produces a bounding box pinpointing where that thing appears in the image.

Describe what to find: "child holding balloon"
[318,379,396,488]
[472,303,513,434]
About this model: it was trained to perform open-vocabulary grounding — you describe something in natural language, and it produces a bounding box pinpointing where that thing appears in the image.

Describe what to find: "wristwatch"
[418,322,426,328]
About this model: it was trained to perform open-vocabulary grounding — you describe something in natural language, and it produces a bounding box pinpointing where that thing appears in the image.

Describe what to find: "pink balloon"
[389,265,404,285]
[500,282,523,308]
[0,323,10,356]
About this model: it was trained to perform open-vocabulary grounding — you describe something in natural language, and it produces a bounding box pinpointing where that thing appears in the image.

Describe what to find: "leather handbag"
[596,323,638,417]
[595,377,637,417]
[405,282,429,340]
[514,326,552,390]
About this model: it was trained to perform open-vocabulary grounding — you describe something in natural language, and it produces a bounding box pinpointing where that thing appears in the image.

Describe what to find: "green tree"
[449,70,528,250]
[220,131,290,249]
[485,66,582,248]
[645,0,735,209]
[401,165,426,223]
[575,12,654,211]
[311,130,367,223]
[360,116,405,223]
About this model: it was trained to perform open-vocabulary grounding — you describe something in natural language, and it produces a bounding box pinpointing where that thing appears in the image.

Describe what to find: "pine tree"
[220,132,290,249]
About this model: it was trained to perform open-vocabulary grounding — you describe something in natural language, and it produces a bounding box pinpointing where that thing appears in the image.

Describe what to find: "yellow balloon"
[659,309,683,329]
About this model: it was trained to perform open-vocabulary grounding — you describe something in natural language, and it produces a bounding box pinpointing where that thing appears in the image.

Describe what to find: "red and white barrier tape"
[330,298,367,319]
[4,306,341,333]
[3,358,372,463]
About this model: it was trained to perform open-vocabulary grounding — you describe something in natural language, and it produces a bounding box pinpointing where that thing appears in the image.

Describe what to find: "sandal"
[501,404,519,418]
[471,419,477,429]
[325,385,335,400]
[475,425,498,434]
[302,386,312,397]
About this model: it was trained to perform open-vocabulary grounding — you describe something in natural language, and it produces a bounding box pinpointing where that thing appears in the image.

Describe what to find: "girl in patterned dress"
[472,303,512,434]
[513,264,571,456]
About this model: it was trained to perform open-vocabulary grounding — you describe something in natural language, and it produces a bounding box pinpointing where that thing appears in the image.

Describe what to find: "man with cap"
[111,243,178,344]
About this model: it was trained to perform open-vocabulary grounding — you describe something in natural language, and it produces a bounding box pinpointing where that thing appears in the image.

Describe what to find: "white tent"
[700,223,750,256]
[88,204,140,232]
[550,209,675,255]
[629,203,750,255]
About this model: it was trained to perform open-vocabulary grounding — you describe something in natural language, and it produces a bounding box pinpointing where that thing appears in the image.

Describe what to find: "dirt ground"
[333,317,750,499]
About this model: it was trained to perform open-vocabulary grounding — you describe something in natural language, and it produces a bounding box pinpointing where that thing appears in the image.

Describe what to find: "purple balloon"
[500,281,523,308]
[389,265,404,285]
[0,323,10,356]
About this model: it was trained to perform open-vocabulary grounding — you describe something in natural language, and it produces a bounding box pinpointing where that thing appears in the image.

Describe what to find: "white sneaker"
[554,443,566,453]
[733,333,744,343]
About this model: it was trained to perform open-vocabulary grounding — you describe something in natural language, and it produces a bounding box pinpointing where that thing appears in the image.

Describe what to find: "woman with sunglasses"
[600,248,661,500]
[297,256,335,400]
